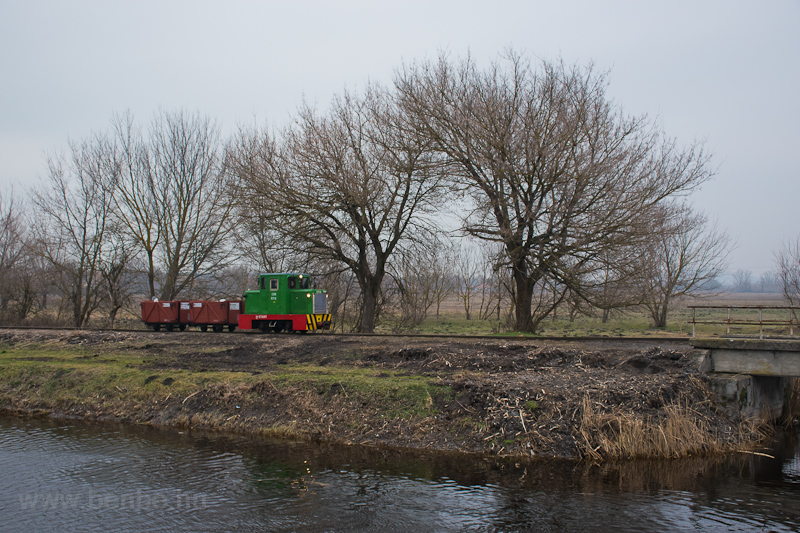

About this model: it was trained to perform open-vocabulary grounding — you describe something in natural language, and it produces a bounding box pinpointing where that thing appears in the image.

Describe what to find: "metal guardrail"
[687,305,800,339]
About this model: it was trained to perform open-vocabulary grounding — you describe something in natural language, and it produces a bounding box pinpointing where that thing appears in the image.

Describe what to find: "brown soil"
[0,329,764,460]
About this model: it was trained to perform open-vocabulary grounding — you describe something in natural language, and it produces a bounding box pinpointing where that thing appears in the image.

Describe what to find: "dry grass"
[578,395,765,460]
[782,378,800,428]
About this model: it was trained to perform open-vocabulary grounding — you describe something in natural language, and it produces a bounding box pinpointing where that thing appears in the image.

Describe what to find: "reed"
[578,395,765,460]
[781,378,800,428]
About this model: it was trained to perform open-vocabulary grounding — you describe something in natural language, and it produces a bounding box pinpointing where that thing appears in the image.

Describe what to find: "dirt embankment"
[0,330,767,460]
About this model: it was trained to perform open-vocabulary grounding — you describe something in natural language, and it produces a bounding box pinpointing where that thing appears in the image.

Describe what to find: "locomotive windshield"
[288,276,312,290]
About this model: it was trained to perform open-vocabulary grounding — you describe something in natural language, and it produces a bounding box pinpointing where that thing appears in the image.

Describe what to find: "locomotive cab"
[239,272,331,332]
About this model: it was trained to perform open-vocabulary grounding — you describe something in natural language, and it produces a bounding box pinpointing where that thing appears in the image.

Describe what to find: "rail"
[687,305,800,339]
[0,325,691,343]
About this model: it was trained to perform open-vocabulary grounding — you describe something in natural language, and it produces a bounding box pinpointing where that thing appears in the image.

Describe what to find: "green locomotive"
[237,272,332,332]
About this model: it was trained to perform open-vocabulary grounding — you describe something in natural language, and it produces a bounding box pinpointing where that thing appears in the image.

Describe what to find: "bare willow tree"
[113,110,236,300]
[395,52,714,332]
[455,241,509,322]
[231,85,448,332]
[3,252,52,323]
[112,112,161,298]
[1,191,52,323]
[0,190,29,319]
[233,208,300,274]
[98,226,138,328]
[32,136,119,327]
[0,191,26,296]
[776,237,800,307]
[636,202,730,327]
[454,242,482,320]
[585,247,645,323]
[390,241,454,329]
[390,251,437,330]
[758,271,780,293]
[731,269,754,293]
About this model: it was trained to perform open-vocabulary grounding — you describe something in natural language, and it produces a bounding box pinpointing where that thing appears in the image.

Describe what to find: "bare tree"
[0,190,34,322]
[454,242,482,320]
[316,268,359,332]
[758,271,781,293]
[390,255,435,330]
[636,202,730,327]
[776,238,800,306]
[731,269,754,293]
[186,264,253,300]
[585,247,644,323]
[112,112,161,298]
[231,85,449,332]
[3,252,50,323]
[427,242,456,317]
[32,135,119,327]
[233,208,299,274]
[99,229,138,328]
[0,191,25,276]
[112,110,236,301]
[396,51,714,332]
[390,241,453,329]
[564,287,593,323]
[0,190,27,315]
[474,242,508,322]
[151,110,237,300]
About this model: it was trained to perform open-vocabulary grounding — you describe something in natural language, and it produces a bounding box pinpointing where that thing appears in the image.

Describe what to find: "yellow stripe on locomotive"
[306,314,332,330]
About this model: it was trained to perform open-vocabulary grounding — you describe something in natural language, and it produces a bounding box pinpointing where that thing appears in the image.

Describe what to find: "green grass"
[373,316,498,336]
[0,343,453,421]
[0,345,254,408]
[370,296,798,338]
[374,311,684,337]
[266,364,453,418]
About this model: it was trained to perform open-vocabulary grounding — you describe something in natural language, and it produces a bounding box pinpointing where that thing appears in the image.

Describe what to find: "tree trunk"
[146,250,157,299]
[108,306,121,329]
[357,272,384,333]
[513,266,534,332]
[160,257,181,301]
[72,277,84,328]
[359,283,378,333]
[651,297,669,328]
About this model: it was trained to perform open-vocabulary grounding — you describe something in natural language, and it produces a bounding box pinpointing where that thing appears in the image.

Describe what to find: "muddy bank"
[0,329,769,460]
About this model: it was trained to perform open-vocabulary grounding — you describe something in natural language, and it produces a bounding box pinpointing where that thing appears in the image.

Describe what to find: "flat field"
[361,292,795,339]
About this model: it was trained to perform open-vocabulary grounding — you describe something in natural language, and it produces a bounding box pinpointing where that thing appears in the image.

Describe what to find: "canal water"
[1,416,798,532]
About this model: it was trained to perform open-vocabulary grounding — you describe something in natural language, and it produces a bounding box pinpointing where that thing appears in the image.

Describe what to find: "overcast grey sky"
[1,0,797,276]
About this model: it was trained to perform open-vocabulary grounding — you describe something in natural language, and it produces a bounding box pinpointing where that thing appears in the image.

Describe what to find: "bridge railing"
[687,305,800,339]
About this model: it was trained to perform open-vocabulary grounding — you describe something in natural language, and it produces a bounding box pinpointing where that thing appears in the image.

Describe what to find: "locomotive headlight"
[306,294,311,298]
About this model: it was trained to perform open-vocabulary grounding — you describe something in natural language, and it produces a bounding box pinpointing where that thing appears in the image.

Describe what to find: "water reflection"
[1,416,798,532]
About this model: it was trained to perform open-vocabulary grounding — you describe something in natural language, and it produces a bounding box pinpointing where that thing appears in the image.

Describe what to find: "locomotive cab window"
[260,278,266,290]
[270,279,278,291]
[288,277,296,289]
[298,277,310,289]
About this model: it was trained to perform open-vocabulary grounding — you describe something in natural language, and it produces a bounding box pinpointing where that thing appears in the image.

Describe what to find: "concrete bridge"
[691,338,799,421]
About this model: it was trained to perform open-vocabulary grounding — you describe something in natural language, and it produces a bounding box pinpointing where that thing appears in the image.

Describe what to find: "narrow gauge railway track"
[125,274,691,344]
[0,325,691,344]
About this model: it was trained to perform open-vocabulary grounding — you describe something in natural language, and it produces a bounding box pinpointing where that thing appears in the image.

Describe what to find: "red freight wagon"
[179,301,191,325]
[187,300,243,332]
[141,300,182,331]
[227,300,243,326]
